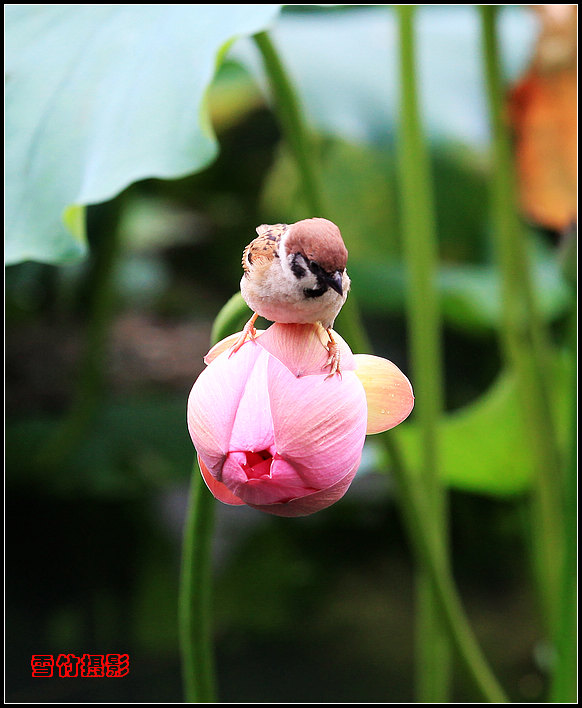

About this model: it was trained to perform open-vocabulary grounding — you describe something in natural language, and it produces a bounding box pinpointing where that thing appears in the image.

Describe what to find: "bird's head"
[282,218,348,297]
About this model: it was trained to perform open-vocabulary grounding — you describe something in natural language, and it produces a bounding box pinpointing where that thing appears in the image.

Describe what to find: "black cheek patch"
[303,284,328,299]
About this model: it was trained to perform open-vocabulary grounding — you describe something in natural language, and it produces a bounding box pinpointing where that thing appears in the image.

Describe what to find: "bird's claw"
[229,313,259,357]
[324,331,342,379]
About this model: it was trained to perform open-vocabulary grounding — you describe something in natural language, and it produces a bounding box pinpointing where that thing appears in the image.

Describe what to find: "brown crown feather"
[284,218,348,273]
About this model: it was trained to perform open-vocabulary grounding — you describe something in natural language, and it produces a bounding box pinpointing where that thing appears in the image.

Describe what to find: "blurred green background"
[5,5,575,702]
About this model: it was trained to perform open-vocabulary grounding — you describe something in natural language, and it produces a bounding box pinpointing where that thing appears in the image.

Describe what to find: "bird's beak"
[326,270,344,296]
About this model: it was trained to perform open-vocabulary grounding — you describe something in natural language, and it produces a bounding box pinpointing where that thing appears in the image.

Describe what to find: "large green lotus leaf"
[387,355,572,496]
[5,4,281,265]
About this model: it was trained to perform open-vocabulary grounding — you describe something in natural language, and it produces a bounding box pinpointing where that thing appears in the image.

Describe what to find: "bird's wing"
[242,223,288,275]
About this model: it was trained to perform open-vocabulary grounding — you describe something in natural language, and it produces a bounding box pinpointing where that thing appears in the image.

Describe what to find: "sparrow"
[232,217,350,376]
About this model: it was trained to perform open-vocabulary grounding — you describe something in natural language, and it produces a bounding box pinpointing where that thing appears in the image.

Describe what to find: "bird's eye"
[290,253,306,278]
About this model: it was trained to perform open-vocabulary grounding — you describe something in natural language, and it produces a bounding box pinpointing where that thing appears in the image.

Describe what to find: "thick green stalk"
[179,459,217,703]
[480,5,564,641]
[253,31,325,216]
[253,30,370,356]
[549,301,577,702]
[211,291,255,345]
[179,305,242,703]
[396,6,450,701]
[383,433,509,703]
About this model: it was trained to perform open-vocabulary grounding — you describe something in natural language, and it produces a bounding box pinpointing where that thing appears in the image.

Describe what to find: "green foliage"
[388,353,572,495]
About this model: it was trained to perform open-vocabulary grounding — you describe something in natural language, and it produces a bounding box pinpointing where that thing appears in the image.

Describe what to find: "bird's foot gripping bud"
[324,328,341,379]
[229,312,259,357]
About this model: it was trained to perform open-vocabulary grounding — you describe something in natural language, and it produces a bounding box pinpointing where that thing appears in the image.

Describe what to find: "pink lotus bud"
[187,323,413,517]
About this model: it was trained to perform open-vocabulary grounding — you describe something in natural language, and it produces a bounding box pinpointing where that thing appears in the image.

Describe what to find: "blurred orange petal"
[509,68,577,231]
[508,5,577,231]
[354,354,414,435]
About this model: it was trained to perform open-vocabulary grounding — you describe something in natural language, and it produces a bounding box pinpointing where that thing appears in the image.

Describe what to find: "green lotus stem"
[179,289,257,702]
[384,433,509,703]
[480,5,564,642]
[253,30,371,355]
[211,291,254,345]
[179,459,217,703]
[253,31,325,216]
[549,299,577,702]
[396,6,450,701]
[179,305,242,703]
